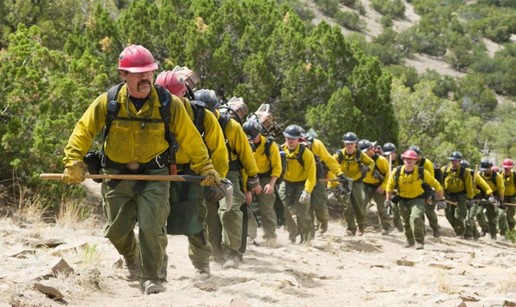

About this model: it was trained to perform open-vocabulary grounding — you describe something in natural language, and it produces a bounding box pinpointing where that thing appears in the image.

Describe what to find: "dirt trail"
[1,205,516,306]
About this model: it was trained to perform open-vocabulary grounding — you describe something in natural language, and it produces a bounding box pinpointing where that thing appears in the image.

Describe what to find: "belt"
[103,151,168,172]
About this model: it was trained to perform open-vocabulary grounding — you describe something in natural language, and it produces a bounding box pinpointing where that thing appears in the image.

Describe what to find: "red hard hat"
[155,70,187,97]
[502,159,514,169]
[401,149,419,160]
[117,45,158,73]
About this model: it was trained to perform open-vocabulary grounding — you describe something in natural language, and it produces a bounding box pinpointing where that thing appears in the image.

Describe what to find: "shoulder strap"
[336,150,344,163]
[394,165,403,191]
[419,165,425,183]
[264,137,273,157]
[155,84,178,175]
[104,82,124,141]
[420,157,426,166]
[189,100,207,136]
[297,144,306,167]
[459,166,465,182]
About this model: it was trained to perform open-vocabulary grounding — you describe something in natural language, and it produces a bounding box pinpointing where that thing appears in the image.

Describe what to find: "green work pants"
[424,201,440,232]
[392,202,403,231]
[363,184,389,231]
[465,202,481,239]
[399,197,426,244]
[310,180,329,225]
[255,176,277,239]
[444,193,467,236]
[183,184,210,269]
[101,167,169,282]
[278,180,313,242]
[506,196,516,231]
[343,181,366,231]
[205,170,245,261]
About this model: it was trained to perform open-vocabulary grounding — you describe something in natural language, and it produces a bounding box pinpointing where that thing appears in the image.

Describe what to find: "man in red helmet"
[62,45,220,295]
[156,70,228,279]
[385,150,445,249]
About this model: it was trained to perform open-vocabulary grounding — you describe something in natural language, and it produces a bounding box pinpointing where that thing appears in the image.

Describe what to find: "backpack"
[442,165,466,184]
[103,82,178,174]
[217,112,241,169]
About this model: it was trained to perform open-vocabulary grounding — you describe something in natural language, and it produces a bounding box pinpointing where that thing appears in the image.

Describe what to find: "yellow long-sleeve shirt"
[253,135,282,178]
[502,171,516,197]
[386,166,443,199]
[63,84,211,173]
[182,98,228,178]
[441,165,475,199]
[310,139,342,177]
[215,111,258,177]
[418,157,435,177]
[363,154,390,190]
[333,149,375,182]
[282,144,317,193]
[481,170,505,197]
[471,170,493,197]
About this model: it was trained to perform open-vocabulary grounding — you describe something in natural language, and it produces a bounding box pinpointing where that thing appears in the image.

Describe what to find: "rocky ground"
[1,183,516,306]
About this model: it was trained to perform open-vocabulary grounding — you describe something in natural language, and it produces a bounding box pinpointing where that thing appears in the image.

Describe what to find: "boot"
[415,242,424,250]
[140,280,165,295]
[194,265,211,280]
[320,221,328,234]
[123,255,140,281]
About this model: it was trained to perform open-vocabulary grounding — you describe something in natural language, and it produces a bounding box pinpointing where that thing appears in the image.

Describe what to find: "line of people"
[60,45,513,296]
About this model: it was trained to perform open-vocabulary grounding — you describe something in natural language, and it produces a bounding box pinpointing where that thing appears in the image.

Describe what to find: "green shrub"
[334,10,365,31]
[370,0,405,19]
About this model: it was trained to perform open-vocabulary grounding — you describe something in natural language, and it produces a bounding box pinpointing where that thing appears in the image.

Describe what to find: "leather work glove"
[247,175,262,194]
[498,201,507,211]
[338,173,349,182]
[63,161,85,184]
[199,164,221,186]
[436,199,447,210]
[383,200,392,218]
[299,190,311,205]
[488,196,496,203]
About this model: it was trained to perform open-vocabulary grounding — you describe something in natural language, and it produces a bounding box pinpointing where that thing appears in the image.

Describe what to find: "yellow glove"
[63,162,85,184]
[199,164,221,186]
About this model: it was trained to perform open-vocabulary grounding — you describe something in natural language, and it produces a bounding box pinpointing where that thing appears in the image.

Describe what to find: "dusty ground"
[1,183,516,307]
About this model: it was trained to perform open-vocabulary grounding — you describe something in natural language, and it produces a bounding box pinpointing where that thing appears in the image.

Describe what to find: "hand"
[383,200,392,218]
[498,201,507,210]
[199,165,221,186]
[247,175,261,192]
[376,187,385,194]
[263,183,274,195]
[245,191,252,205]
[63,162,85,184]
[299,190,310,205]
[436,200,447,210]
[488,196,496,203]
[338,174,349,182]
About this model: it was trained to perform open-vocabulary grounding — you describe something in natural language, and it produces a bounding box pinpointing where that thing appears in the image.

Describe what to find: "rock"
[34,283,64,300]
[428,262,455,270]
[51,258,74,276]
[397,259,416,267]
[49,242,88,256]
[25,238,65,249]
[7,248,37,258]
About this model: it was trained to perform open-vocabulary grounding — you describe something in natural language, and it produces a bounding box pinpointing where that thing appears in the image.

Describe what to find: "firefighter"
[385,150,445,250]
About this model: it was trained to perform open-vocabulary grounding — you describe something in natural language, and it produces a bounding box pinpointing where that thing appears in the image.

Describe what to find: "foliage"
[370,0,405,19]
[390,78,480,165]
[334,11,365,32]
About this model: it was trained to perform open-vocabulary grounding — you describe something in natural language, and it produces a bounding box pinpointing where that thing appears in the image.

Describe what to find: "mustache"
[138,80,151,86]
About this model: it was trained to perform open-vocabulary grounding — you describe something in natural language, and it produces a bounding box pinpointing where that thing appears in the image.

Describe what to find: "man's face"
[451,160,460,169]
[366,148,374,157]
[344,142,356,153]
[403,158,417,168]
[121,70,154,98]
[504,167,512,175]
[286,137,299,150]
